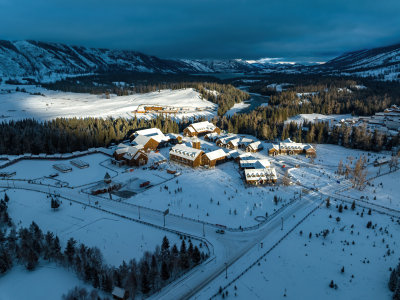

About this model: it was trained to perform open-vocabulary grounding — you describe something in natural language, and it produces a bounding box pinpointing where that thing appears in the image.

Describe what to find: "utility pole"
[225,263,228,279]
[138,206,141,220]
[281,217,283,230]
[203,223,205,237]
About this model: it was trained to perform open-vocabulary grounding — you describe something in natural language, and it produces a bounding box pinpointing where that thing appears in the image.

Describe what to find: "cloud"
[1,0,400,62]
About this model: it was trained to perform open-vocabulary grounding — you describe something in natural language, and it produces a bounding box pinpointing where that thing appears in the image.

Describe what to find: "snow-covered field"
[0,264,95,300]
[220,199,399,300]
[0,83,217,121]
[5,188,185,266]
[1,153,112,187]
[225,102,250,117]
[125,159,299,228]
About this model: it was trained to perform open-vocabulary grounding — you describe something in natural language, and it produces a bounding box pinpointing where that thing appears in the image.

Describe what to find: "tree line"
[0,194,208,298]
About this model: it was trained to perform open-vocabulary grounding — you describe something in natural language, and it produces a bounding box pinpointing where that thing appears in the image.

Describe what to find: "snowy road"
[0,179,321,300]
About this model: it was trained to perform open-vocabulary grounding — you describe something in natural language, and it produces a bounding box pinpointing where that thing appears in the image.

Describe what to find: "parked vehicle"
[216,229,225,234]
[140,181,150,188]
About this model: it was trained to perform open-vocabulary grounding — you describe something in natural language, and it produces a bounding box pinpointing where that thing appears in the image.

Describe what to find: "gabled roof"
[135,128,163,137]
[170,144,203,161]
[247,141,262,150]
[122,146,143,160]
[204,149,227,161]
[134,128,168,143]
[228,138,241,147]
[189,121,216,133]
[133,135,155,147]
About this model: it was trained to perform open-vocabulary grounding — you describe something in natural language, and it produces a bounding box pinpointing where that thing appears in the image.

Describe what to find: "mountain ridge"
[0,39,399,82]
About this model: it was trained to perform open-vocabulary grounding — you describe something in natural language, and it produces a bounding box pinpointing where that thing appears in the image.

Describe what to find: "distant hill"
[0,39,399,82]
[315,43,400,81]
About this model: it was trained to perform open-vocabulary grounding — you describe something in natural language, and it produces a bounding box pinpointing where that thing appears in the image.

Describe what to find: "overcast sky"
[1,0,400,62]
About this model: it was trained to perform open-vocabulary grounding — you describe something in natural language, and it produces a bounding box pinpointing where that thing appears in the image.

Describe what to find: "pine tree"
[351,201,356,210]
[389,269,398,292]
[161,236,170,259]
[65,237,76,265]
[192,246,201,265]
[161,261,170,281]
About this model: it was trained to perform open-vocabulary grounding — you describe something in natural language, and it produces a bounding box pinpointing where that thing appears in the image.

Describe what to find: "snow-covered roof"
[245,168,277,181]
[148,152,167,165]
[112,287,126,298]
[228,138,241,147]
[122,146,144,160]
[240,158,271,169]
[227,150,240,159]
[170,144,203,161]
[204,149,227,161]
[205,132,220,140]
[189,121,216,133]
[247,141,262,150]
[135,128,163,137]
[239,138,254,146]
[133,135,154,147]
[134,128,169,143]
[279,138,310,150]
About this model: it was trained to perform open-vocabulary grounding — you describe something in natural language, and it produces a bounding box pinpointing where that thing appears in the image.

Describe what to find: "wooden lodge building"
[268,138,316,157]
[123,148,148,167]
[202,149,227,167]
[246,141,263,153]
[245,168,277,185]
[131,135,160,151]
[183,121,221,137]
[131,128,171,150]
[113,144,148,166]
[169,144,204,167]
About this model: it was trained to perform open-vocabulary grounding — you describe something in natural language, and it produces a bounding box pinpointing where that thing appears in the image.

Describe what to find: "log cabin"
[123,148,148,167]
[268,138,316,157]
[132,135,160,151]
[246,141,263,153]
[226,138,241,150]
[131,128,170,147]
[169,144,204,167]
[183,121,221,137]
[202,149,227,167]
[245,168,277,185]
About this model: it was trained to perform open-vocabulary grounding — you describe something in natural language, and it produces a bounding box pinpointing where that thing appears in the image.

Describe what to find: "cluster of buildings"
[328,105,400,138]
[111,120,317,187]
[356,105,400,137]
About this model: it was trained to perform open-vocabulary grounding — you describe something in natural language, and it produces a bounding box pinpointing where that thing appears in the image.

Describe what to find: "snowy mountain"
[317,43,400,80]
[0,40,259,81]
[1,39,400,82]
[0,40,197,80]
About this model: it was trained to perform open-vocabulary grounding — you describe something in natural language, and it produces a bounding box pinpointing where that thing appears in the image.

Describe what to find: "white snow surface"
[285,113,354,126]
[0,84,217,121]
[224,102,250,117]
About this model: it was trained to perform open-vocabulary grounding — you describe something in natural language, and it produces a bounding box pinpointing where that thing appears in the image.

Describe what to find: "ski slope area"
[213,199,399,300]
[0,83,217,121]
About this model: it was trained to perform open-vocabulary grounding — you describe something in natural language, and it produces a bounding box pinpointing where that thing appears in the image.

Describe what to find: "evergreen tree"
[389,269,398,292]
[161,261,170,281]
